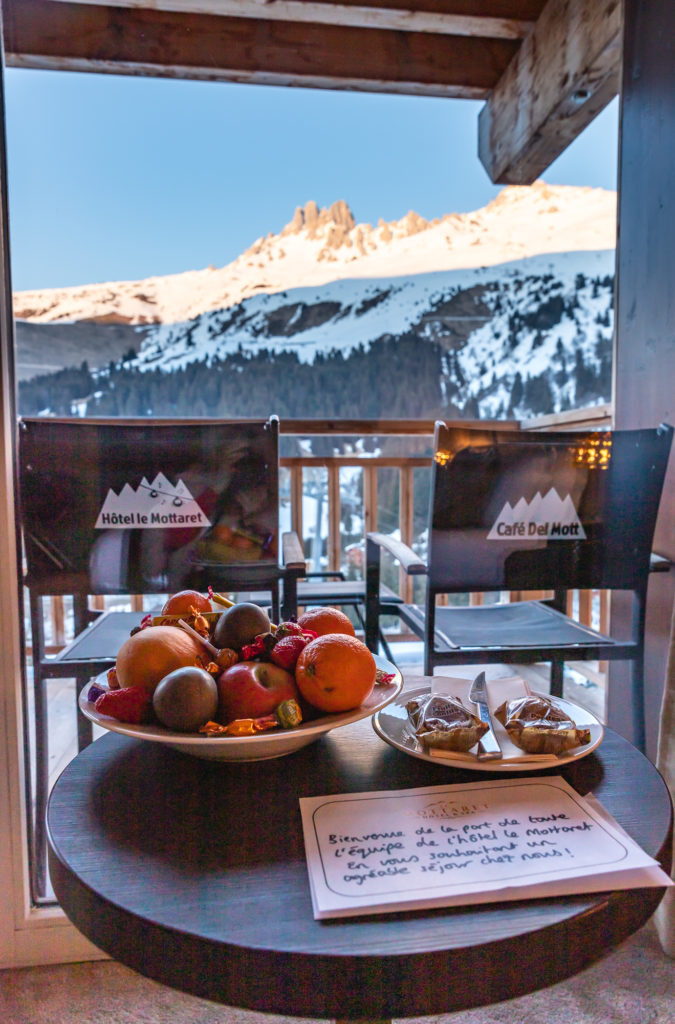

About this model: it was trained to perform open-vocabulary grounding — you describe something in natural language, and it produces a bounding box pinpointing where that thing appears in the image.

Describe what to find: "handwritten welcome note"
[300,775,671,919]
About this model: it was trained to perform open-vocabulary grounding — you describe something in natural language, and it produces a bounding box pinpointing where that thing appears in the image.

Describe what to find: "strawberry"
[95,685,153,724]
[270,634,308,671]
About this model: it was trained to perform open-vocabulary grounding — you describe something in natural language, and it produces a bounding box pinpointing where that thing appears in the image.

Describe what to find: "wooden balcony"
[37,406,613,667]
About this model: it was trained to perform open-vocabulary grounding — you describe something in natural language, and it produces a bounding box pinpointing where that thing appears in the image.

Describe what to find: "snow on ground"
[132,249,615,375]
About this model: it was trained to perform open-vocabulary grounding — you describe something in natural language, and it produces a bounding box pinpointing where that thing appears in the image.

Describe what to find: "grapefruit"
[115,625,204,695]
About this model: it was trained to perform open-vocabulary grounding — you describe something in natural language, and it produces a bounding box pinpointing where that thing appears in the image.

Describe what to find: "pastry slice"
[406,694,488,752]
[494,695,591,755]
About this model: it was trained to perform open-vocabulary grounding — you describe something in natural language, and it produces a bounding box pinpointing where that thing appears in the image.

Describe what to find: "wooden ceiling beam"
[2,0,519,98]
[47,0,537,40]
[478,0,622,184]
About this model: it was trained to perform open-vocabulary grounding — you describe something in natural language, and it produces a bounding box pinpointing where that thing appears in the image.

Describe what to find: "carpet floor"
[1,919,672,1024]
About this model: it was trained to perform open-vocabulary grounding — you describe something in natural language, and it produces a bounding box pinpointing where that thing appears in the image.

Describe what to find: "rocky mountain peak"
[282,199,356,237]
[13,183,616,328]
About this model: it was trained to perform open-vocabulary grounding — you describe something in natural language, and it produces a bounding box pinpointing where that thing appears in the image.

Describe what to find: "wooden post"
[578,589,592,628]
[50,595,65,647]
[327,463,341,573]
[363,465,378,536]
[399,466,414,603]
[290,464,303,542]
[611,0,675,754]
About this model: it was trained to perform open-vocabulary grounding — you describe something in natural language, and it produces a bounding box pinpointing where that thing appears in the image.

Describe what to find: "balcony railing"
[35,407,613,652]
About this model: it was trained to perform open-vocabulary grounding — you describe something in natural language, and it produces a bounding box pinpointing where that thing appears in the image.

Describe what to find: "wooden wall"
[611,0,675,756]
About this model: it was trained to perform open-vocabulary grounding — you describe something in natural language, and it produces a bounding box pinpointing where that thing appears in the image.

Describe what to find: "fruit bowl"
[78,655,402,762]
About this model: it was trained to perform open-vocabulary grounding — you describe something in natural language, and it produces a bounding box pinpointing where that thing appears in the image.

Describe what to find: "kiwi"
[212,602,271,651]
[152,667,218,732]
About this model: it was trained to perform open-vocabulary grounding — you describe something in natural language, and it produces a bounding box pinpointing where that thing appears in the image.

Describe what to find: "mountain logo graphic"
[95,473,211,529]
[487,487,586,541]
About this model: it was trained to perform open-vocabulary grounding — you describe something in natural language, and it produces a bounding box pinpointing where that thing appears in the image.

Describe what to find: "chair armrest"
[302,571,347,581]
[367,532,427,575]
[281,531,307,571]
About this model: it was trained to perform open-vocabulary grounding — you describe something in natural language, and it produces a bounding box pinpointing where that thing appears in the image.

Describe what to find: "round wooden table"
[47,717,672,1020]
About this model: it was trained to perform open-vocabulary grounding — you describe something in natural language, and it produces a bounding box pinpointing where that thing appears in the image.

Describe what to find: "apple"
[217,661,299,723]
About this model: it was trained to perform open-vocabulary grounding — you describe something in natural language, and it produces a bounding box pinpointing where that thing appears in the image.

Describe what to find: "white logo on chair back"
[95,473,211,529]
[487,487,586,540]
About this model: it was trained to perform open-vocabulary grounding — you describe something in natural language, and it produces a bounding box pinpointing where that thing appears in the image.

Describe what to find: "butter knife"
[468,671,502,760]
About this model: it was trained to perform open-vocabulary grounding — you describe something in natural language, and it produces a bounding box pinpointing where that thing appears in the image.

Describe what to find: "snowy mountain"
[15,181,616,421]
[127,247,613,420]
[15,181,615,325]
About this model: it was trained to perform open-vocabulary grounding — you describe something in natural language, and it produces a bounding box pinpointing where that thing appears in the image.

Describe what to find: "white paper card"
[300,775,671,919]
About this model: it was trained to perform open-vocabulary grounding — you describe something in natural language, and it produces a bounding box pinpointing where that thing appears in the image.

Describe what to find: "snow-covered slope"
[131,248,614,419]
[16,182,617,421]
[14,182,615,326]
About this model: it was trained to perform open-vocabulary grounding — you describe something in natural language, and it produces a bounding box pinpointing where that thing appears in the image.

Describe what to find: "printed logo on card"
[95,473,211,529]
[487,487,586,541]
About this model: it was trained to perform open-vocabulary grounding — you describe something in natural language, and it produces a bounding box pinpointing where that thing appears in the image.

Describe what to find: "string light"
[573,433,612,469]
[435,434,613,470]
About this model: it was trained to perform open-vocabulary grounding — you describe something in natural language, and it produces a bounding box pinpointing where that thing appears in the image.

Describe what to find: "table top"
[47,709,672,1019]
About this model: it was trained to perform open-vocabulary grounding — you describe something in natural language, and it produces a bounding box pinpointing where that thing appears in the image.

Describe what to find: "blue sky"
[6,69,619,292]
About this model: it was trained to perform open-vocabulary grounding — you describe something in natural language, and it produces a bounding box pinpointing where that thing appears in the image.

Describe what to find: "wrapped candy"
[406,694,488,752]
[201,716,280,737]
[198,698,303,737]
[494,695,591,755]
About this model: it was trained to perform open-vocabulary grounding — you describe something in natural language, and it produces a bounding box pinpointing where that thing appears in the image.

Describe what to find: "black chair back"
[18,416,282,597]
[18,415,290,904]
[428,422,673,595]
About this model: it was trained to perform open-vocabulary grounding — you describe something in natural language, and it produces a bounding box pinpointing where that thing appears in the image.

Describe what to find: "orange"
[295,633,376,713]
[297,606,356,637]
[162,589,212,615]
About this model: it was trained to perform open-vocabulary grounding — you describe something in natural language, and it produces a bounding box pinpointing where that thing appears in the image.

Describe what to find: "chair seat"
[297,579,404,607]
[238,580,403,611]
[400,600,618,652]
[53,581,399,667]
[52,610,150,664]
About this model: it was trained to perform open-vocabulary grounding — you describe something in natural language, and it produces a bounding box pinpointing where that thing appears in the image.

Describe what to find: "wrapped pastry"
[407,694,488,752]
[494,695,591,755]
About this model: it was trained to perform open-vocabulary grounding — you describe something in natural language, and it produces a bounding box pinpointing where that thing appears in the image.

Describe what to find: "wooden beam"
[48,0,537,40]
[478,0,622,184]
[610,0,675,754]
[2,0,519,98]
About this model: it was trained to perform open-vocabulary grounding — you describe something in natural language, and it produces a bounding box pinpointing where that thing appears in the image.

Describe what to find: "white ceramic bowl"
[79,655,402,762]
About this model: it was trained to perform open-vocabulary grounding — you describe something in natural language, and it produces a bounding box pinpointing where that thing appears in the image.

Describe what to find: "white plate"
[79,655,402,762]
[372,685,604,771]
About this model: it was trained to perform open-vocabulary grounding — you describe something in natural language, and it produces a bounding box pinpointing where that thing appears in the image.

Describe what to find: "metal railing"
[37,410,612,647]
